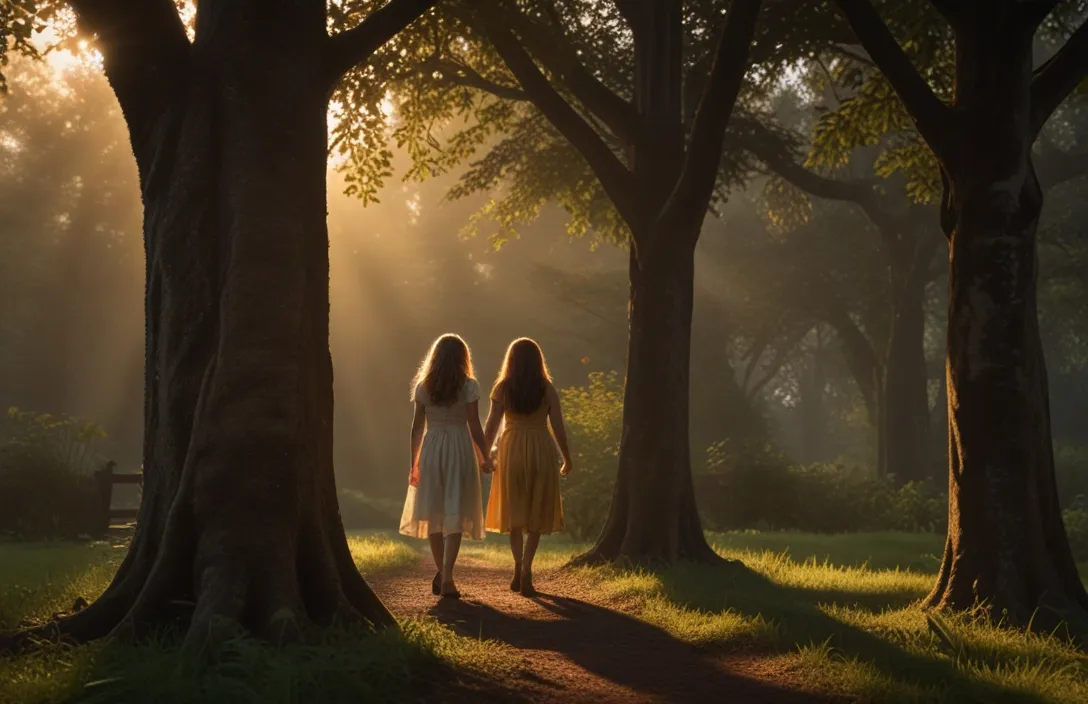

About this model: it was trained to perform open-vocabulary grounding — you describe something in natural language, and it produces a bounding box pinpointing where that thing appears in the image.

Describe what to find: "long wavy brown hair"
[492,338,552,414]
[414,334,475,407]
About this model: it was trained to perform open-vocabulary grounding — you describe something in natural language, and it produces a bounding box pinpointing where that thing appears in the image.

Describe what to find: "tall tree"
[0,0,437,650]
[834,0,1088,627]
[748,4,1088,483]
[334,0,829,564]
[477,0,768,564]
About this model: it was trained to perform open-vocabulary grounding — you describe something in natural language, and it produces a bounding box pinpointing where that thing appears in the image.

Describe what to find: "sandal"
[440,588,461,599]
[431,572,441,596]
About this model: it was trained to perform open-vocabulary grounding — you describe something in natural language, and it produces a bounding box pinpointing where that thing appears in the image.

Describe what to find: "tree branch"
[832,0,955,162]
[1031,17,1088,137]
[326,0,441,81]
[426,57,528,101]
[500,2,641,144]
[69,0,189,150]
[475,14,643,230]
[818,304,880,418]
[660,0,763,238]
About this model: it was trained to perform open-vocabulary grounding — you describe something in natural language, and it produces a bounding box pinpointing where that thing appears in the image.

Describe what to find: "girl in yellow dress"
[483,338,573,597]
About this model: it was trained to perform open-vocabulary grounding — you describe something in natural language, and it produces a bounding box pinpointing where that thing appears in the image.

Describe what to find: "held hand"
[480,457,495,474]
[409,465,420,487]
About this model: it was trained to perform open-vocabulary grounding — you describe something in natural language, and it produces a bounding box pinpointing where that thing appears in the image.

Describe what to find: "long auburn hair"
[414,334,475,407]
[492,338,551,414]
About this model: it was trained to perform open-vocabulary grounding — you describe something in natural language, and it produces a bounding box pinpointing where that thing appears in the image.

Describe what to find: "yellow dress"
[485,400,564,534]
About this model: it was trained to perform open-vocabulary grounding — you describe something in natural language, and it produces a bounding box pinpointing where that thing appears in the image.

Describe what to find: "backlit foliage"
[328,0,817,248]
[761,175,811,234]
[803,0,953,206]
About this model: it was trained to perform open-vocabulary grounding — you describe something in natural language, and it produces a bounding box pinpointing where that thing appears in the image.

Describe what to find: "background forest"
[1,26,1087,545]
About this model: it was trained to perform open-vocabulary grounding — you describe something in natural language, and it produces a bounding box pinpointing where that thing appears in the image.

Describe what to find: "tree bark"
[575,237,719,565]
[2,1,394,651]
[924,25,1088,628]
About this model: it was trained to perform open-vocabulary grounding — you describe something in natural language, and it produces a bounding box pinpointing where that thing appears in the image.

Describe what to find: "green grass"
[466,531,1088,703]
[0,535,512,704]
[5,530,1088,703]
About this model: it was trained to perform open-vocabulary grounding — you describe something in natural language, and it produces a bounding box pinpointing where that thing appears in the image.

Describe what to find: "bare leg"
[509,529,524,591]
[442,532,463,596]
[428,532,444,595]
[428,533,444,572]
[520,532,541,597]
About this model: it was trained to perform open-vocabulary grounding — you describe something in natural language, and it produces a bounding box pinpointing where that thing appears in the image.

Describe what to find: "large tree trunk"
[575,239,719,564]
[882,266,932,483]
[2,3,393,651]
[925,27,1087,628]
[572,0,722,565]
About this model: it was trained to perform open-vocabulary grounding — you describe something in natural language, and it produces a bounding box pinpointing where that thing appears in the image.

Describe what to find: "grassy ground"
[3,531,1088,703]
[0,535,514,704]
[461,531,1088,703]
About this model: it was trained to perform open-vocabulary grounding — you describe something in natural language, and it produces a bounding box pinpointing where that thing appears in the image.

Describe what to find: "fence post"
[93,460,116,536]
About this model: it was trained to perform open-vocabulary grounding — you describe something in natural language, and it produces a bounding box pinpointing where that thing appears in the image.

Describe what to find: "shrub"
[0,408,108,539]
[696,442,947,534]
[558,372,624,541]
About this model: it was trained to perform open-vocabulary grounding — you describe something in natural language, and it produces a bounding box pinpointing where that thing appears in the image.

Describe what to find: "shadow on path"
[426,579,828,703]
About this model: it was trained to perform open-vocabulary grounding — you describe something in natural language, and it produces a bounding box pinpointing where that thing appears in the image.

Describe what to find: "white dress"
[399,378,486,540]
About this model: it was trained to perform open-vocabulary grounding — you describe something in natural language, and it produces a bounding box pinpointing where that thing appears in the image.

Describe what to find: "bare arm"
[483,396,505,454]
[409,402,426,485]
[546,384,574,475]
[466,400,492,472]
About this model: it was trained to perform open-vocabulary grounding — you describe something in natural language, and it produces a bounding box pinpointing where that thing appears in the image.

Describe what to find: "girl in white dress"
[400,333,492,598]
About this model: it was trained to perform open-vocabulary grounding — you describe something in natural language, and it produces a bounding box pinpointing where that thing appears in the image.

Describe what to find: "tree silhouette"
[0,0,437,649]
[834,0,1088,629]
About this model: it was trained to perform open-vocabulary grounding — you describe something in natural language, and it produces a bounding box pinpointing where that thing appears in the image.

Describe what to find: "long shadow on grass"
[653,561,1056,703]
[429,592,827,702]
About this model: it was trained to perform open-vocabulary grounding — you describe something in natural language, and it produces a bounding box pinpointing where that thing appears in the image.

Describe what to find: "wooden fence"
[93,461,141,534]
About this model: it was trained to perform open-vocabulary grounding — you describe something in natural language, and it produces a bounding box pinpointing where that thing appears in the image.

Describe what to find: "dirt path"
[371,556,834,703]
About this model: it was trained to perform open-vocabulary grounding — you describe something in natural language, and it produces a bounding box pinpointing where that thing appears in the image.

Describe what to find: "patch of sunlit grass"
[0,542,123,629]
[347,534,418,575]
[458,536,580,570]
[706,530,945,572]
[462,531,1088,702]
